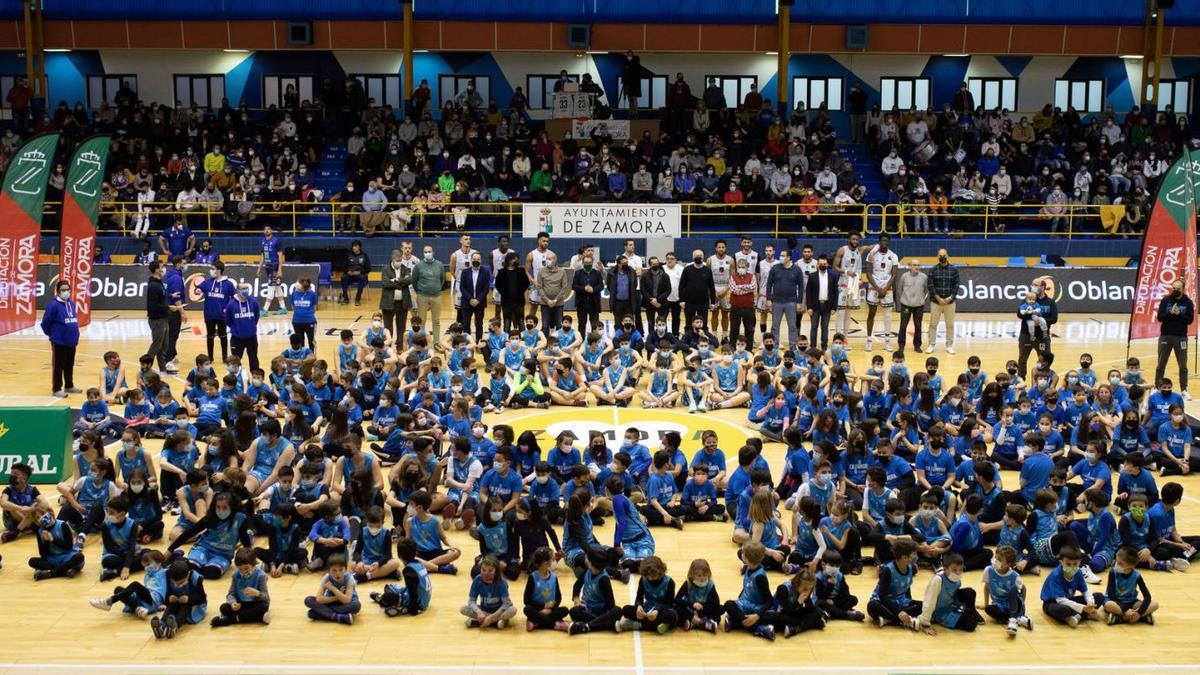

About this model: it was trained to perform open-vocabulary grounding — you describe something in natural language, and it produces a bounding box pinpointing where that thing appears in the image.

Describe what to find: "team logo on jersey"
[508,408,749,453]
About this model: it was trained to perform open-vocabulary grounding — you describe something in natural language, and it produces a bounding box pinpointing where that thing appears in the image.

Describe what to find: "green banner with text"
[0,406,73,484]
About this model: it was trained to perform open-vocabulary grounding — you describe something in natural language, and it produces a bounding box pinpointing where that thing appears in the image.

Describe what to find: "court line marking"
[2,665,1198,673]
[616,403,646,675]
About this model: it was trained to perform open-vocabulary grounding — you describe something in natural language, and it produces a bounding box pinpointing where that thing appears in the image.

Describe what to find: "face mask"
[58,290,70,300]
[1084,452,1097,463]
[39,514,54,529]
[373,320,382,328]
[694,257,704,265]
[130,482,145,494]
[301,478,316,489]
[88,470,100,482]
[888,514,904,525]
[472,427,485,438]
[536,474,550,485]
[423,252,434,261]
[1129,506,1146,518]
[490,511,504,522]
[1062,564,1079,579]
[215,508,231,520]
[921,508,935,517]
[818,472,832,483]
[946,572,962,583]
[105,515,121,525]
[949,398,962,407]
[1039,424,1052,434]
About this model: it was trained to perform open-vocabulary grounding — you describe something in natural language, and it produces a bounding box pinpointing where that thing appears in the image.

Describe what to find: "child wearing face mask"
[123,468,163,542]
[1040,545,1107,626]
[90,548,168,618]
[470,496,520,581]
[97,495,143,581]
[351,506,400,583]
[917,552,983,634]
[1156,403,1198,476]
[1104,546,1160,625]
[170,491,252,580]
[462,555,517,629]
[815,550,864,622]
[210,547,271,626]
[981,545,1033,636]
[28,502,85,580]
[1,462,40,544]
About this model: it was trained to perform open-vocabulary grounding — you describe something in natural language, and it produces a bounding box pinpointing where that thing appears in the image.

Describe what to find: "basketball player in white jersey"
[449,233,478,323]
[525,231,553,306]
[863,233,900,352]
[832,232,862,338]
[755,244,779,340]
[794,243,818,339]
[490,235,514,320]
[734,236,759,274]
[708,239,733,341]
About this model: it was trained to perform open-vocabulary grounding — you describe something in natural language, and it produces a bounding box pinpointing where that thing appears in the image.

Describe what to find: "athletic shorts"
[417,547,448,561]
[866,287,894,307]
[713,288,731,311]
[257,267,282,285]
[837,278,861,310]
[755,295,769,312]
[187,545,232,573]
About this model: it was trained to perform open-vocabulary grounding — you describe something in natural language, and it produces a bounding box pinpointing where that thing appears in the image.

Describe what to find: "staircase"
[835,140,885,204]
[301,142,348,233]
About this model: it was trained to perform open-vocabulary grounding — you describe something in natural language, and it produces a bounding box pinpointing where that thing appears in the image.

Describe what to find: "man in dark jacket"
[1016,278,1058,378]
[163,256,186,373]
[458,251,491,341]
[1156,279,1195,397]
[679,249,716,330]
[146,262,170,372]
[640,256,671,329]
[804,255,839,350]
[571,251,604,336]
[607,255,640,334]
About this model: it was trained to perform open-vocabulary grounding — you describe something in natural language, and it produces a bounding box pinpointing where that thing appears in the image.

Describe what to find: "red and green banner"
[0,132,59,337]
[1129,148,1199,341]
[59,136,109,328]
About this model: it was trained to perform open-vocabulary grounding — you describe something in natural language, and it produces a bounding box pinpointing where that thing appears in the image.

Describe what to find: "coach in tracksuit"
[1156,279,1194,396]
[225,283,261,371]
[41,280,80,397]
[164,255,187,373]
[198,260,236,361]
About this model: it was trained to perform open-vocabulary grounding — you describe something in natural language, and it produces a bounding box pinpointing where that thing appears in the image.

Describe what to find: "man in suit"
[457,250,491,341]
[804,254,838,350]
[571,250,605,336]
[640,256,671,333]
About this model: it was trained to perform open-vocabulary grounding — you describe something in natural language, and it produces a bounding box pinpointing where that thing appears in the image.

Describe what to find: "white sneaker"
[924,345,934,354]
[946,345,956,355]
[1006,618,1018,637]
[864,337,874,352]
[1183,391,1192,401]
[1017,615,1033,631]
[1082,566,1101,585]
[1171,557,1191,572]
[90,597,112,611]
[135,606,151,619]
[1066,615,1080,628]
[884,340,893,352]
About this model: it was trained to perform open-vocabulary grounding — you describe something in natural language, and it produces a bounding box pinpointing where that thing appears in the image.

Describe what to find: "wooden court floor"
[0,301,1198,674]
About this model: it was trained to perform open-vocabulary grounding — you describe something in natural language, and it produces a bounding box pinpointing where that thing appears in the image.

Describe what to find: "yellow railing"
[40,200,1120,239]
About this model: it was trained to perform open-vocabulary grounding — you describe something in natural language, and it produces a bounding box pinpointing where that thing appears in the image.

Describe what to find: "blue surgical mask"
[39,514,54,529]
[215,508,231,520]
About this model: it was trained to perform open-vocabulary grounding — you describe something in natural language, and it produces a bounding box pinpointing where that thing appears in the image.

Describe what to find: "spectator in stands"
[6,76,30,134]
[667,73,692,133]
[360,180,388,236]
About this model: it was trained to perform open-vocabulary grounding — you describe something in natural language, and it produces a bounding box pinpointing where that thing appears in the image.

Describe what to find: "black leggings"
[866,598,922,626]
[568,605,622,632]
[935,587,982,632]
[292,322,316,351]
[219,601,270,623]
[205,319,228,361]
[674,598,724,626]
[524,605,569,629]
[29,551,84,577]
[109,581,155,609]
[819,591,861,620]
[254,546,309,567]
[722,601,774,631]
[770,605,826,634]
[622,604,678,630]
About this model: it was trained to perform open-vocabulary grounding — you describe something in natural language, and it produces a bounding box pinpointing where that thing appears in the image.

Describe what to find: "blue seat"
[317,262,333,299]
[1007,256,1026,267]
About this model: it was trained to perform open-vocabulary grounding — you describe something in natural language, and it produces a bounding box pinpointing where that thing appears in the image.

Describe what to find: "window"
[1054,78,1104,113]
[616,75,667,110]
[706,75,758,109]
[438,75,490,108]
[351,74,402,110]
[1154,78,1192,115]
[879,77,930,111]
[174,75,226,109]
[87,75,137,109]
[262,75,314,108]
[791,76,844,112]
[525,74,578,109]
[967,77,1017,111]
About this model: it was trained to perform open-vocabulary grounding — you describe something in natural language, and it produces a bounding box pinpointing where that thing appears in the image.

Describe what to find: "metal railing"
[40,199,1123,239]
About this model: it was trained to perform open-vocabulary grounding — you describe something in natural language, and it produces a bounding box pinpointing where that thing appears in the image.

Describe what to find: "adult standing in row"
[145,262,171,373]
[608,255,639,331]
[380,246,415,341]
[894,260,929,354]
[728,256,757,348]
[494,252,529,333]
[163,256,186,373]
[489,236,514,323]
[1016,278,1057,379]
[926,248,959,354]
[525,231,553,311]
[765,249,803,350]
[42,280,80,398]
[662,252,684,334]
[680,249,715,329]
[340,240,371,306]
[449,234,478,326]
[412,244,445,345]
[458,251,491,341]
[1156,278,1194,398]
[804,255,837,350]
[535,252,571,334]
[226,282,261,371]
[640,257,671,335]
[571,251,604,335]
[198,260,236,361]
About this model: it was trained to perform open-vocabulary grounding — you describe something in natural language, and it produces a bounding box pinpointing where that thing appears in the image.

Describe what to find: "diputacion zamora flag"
[59,135,109,328]
[0,132,60,337]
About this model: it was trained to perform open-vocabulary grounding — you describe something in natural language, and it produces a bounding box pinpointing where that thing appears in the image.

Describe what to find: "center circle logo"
[507,408,751,453]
